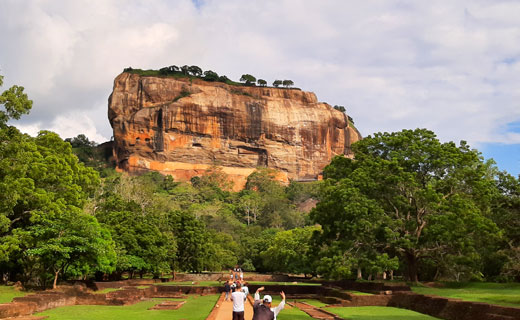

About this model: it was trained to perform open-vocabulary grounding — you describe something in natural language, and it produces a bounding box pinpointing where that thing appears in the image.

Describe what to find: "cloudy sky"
[1,0,519,176]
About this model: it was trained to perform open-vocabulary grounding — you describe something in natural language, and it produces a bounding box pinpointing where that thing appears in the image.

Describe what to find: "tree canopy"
[312,129,502,282]
[240,74,256,85]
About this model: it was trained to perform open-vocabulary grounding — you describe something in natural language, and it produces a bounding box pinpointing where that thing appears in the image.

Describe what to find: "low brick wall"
[94,279,167,290]
[173,272,293,282]
[0,302,37,318]
[326,280,411,293]
[150,285,219,296]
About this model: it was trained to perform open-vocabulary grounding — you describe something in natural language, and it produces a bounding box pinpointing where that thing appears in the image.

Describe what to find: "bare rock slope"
[109,72,361,189]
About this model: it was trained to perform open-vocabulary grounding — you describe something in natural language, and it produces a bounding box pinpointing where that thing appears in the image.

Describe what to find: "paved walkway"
[208,293,254,320]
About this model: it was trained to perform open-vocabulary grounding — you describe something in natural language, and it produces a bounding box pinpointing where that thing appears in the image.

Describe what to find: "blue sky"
[0,0,519,176]
[481,121,520,176]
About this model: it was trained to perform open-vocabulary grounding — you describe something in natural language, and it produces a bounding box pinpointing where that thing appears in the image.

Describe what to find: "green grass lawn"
[411,282,520,308]
[346,290,373,296]
[155,280,222,286]
[94,288,123,294]
[292,299,329,308]
[325,306,440,320]
[265,297,313,320]
[37,295,219,320]
[0,285,29,303]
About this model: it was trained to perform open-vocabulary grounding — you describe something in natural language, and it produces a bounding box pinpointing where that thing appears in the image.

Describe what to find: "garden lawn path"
[213,296,253,320]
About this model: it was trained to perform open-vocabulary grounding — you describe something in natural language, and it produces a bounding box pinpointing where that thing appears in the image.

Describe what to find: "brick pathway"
[207,293,253,320]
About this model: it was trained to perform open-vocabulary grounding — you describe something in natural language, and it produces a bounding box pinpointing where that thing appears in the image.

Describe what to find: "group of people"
[224,265,286,320]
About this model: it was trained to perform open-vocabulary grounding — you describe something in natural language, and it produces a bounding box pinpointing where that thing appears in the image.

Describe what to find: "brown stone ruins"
[108,73,361,190]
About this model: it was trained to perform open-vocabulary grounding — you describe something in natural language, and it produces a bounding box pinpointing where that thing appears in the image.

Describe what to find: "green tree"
[0,74,33,127]
[239,74,256,86]
[282,80,294,88]
[168,210,211,272]
[333,105,346,113]
[169,65,180,73]
[180,65,190,75]
[0,127,107,286]
[272,80,282,87]
[188,65,203,77]
[257,79,267,87]
[65,134,97,148]
[489,171,520,280]
[245,168,303,229]
[260,226,318,276]
[203,70,219,82]
[237,190,262,225]
[314,129,501,282]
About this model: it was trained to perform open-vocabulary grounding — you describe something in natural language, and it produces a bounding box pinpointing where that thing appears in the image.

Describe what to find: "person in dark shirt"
[252,286,285,320]
[224,279,232,301]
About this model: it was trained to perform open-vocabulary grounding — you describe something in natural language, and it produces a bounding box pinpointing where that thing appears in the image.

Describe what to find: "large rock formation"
[108,72,361,190]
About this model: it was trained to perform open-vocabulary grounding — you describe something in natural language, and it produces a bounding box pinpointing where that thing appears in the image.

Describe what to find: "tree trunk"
[53,270,59,289]
[390,270,394,281]
[383,271,387,280]
[357,267,362,280]
[406,252,419,282]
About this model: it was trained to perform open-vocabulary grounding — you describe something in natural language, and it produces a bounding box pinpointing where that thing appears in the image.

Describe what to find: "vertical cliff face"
[108,72,361,189]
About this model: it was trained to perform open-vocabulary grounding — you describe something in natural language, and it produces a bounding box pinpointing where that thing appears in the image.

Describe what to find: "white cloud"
[0,0,519,158]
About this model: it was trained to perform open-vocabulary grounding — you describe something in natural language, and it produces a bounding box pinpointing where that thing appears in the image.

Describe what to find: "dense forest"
[0,74,519,289]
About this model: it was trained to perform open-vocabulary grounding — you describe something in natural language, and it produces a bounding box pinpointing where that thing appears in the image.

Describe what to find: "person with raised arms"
[252,286,285,320]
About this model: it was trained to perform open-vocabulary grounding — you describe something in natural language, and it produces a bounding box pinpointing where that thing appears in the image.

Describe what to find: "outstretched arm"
[254,286,265,301]
[272,291,285,317]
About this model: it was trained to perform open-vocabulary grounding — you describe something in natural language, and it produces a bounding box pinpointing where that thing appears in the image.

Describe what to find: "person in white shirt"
[231,283,247,320]
[241,281,249,298]
[253,286,285,320]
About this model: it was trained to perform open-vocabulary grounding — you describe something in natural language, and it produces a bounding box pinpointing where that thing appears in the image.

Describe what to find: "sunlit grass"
[0,285,29,303]
[411,282,520,307]
[37,295,218,320]
[94,288,123,294]
[291,299,328,308]
[346,290,373,296]
[325,306,440,319]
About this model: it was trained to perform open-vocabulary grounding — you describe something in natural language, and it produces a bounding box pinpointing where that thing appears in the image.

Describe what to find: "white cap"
[263,295,272,303]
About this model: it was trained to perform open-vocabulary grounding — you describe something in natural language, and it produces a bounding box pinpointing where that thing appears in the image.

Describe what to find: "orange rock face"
[108,73,361,190]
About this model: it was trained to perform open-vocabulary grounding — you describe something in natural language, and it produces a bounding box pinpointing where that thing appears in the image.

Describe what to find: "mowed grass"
[346,290,373,296]
[292,299,329,308]
[94,288,123,294]
[325,306,440,320]
[411,282,520,308]
[0,285,29,303]
[268,297,314,320]
[37,294,219,320]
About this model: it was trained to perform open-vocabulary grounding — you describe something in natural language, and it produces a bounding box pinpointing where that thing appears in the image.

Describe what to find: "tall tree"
[240,74,256,85]
[282,80,294,88]
[260,226,319,276]
[257,79,267,87]
[188,65,203,76]
[313,129,500,282]
[0,74,32,126]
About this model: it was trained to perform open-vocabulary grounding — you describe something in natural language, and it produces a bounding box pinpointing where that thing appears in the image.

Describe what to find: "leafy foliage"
[313,129,503,281]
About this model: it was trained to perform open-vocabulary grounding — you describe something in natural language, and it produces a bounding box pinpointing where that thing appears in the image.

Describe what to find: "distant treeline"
[123,65,295,88]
